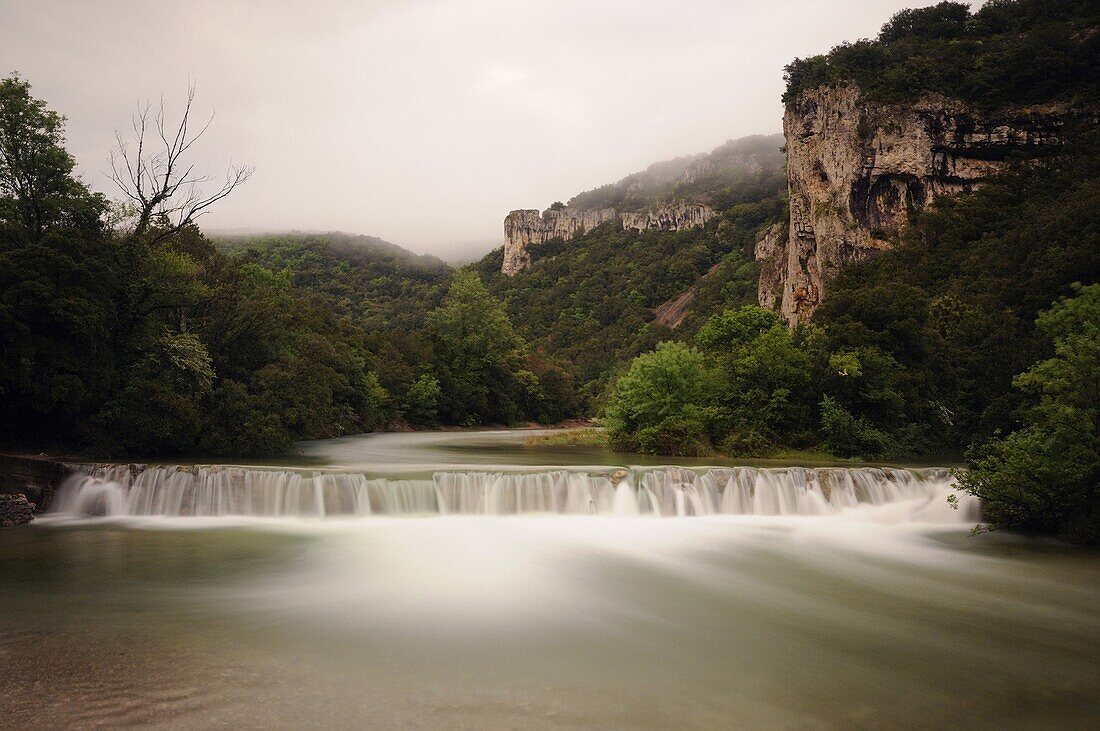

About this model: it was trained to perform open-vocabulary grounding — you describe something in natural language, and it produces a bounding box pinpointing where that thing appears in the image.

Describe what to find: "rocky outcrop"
[502,202,715,275]
[502,207,617,275]
[0,454,68,512]
[0,493,35,526]
[768,84,1067,324]
[621,201,715,233]
[654,290,695,329]
[754,222,787,311]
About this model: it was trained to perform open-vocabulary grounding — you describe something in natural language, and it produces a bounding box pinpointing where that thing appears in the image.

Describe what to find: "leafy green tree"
[818,395,893,458]
[0,75,106,239]
[604,341,716,455]
[0,76,115,445]
[95,332,214,455]
[427,270,530,424]
[957,284,1100,541]
[697,306,815,453]
[525,356,581,424]
[404,374,442,425]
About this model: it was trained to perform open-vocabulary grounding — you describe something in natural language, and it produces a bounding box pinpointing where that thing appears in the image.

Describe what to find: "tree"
[0,75,115,445]
[427,270,530,424]
[404,374,442,425]
[94,332,214,455]
[697,306,815,454]
[108,84,252,245]
[0,75,106,240]
[957,284,1100,542]
[878,2,970,44]
[604,341,716,455]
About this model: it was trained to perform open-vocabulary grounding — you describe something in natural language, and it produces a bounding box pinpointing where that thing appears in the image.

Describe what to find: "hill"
[214,232,451,332]
[470,134,787,396]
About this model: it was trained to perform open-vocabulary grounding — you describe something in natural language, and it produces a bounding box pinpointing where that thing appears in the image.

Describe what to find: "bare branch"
[105,84,252,244]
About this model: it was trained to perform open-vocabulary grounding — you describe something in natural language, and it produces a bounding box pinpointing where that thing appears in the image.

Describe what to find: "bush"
[819,396,894,459]
[956,284,1100,542]
[604,341,716,453]
[635,415,712,457]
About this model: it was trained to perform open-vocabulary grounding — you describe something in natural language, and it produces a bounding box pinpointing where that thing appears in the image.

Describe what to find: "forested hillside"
[215,232,450,331]
[604,0,1099,540]
[0,77,577,458]
[472,134,788,399]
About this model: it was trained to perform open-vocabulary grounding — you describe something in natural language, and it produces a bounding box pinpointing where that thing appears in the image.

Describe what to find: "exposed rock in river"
[0,493,35,526]
[767,84,1068,324]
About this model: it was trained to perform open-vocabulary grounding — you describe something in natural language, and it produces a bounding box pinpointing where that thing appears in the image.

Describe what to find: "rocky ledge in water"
[0,493,35,526]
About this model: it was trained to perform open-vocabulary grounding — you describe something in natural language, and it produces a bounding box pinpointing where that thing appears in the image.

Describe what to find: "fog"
[0,0,943,259]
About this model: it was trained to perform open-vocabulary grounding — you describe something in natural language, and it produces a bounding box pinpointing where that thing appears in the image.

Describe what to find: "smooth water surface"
[1,430,1097,729]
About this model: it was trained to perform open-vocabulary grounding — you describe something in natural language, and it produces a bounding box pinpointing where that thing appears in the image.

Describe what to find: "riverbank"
[522,428,962,468]
[0,454,70,513]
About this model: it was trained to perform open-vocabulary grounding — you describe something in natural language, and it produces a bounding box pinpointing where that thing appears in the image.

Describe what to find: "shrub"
[604,341,716,453]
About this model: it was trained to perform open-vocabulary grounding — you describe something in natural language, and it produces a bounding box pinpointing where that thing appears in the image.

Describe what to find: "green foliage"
[0,75,106,239]
[95,332,214,456]
[403,375,442,426]
[696,305,783,351]
[878,2,970,44]
[0,76,404,457]
[819,395,893,459]
[957,284,1100,542]
[783,0,1100,108]
[604,341,716,455]
[217,232,449,332]
[693,306,817,454]
[813,129,1100,456]
[427,271,533,425]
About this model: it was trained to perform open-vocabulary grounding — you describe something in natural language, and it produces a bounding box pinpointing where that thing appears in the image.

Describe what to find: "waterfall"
[49,464,980,522]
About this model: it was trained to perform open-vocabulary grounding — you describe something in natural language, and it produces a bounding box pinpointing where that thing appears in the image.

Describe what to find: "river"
[1,430,1098,729]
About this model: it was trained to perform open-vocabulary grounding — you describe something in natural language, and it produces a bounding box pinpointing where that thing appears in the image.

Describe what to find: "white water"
[50,463,979,523]
[11,433,1100,729]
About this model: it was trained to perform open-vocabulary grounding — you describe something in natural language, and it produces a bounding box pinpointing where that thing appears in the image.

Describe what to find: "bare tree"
[108,84,252,244]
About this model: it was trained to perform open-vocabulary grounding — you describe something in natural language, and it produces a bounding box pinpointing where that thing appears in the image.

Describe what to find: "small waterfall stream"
[50,463,979,521]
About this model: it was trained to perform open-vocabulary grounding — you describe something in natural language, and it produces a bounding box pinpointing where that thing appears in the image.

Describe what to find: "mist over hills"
[567,134,786,212]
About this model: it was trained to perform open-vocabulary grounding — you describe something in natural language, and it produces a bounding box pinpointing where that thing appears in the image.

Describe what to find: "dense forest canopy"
[0,76,570,458]
[783,0,1100,107]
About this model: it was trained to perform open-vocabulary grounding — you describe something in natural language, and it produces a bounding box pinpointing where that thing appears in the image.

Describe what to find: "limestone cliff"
[621,201,715,233]
[502,207,617,275]
[501,134,783,276]
[767,84,1067,324]
[502,202,715,276]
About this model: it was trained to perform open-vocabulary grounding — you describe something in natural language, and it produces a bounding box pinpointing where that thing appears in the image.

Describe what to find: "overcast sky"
[0,0,948,260]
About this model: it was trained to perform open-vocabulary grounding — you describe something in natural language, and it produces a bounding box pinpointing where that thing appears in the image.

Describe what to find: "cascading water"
[49,464,980,522]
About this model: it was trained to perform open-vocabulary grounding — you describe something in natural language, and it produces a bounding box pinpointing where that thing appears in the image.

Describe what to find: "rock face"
[0,493,35,526]
[502,207,617,275]
[654,289,695,329]
[502,202,715,275]
[754,221,787,311]
[767,84,1067,324]
[621,201,715,233]
[0,454,67,511]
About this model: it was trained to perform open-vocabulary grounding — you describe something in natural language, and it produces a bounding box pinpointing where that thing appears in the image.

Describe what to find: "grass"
[524,428,609,448]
